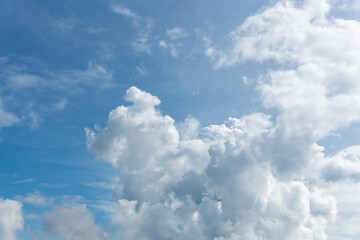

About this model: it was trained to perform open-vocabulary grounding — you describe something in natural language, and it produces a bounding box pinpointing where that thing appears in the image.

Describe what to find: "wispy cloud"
[40,183,68,188]
[0,98,19,130]
[14,191,49,206]
[166,27,188,40]
[0,57,114,131]
[52,17,79,33]
[159,27,188,57]
[135,63,147,76]
[111,4,154,54]
[13,178,36,184]
[84,27,107,34]
[111,5,139,20]
[54,98,68,110]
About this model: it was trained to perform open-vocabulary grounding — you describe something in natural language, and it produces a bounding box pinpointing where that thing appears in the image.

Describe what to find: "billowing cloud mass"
[205,0,360,139]
[86,0,360,240]
[0,198,23,240]
[87,86,338,239]
[43,204,107,240]
[85,0,360,239]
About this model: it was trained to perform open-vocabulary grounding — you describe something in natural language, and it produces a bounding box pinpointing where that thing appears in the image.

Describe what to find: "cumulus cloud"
[86,87,210,204]
[0,198,24,240]
[85,0,360,239]
[319,146,360,182]
[43,204,107,240]
[204,0,360,140]
[87,86,337,239]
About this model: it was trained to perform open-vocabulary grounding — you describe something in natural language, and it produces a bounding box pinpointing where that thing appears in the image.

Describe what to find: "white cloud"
[204,0,360,140]
[111,5,138,20]
[54,98,68,110]
[13,178,36,184]
[14,192,48,206]
[111,5,154,54]
[87,87,337,239]
[86,86,210,204]
[84,0,360,239]
[159,27,187,57]
[1,59,113,92]
[319,146,360,182]
[159,40,181,57]
[0,59,113,132]
[43,204,107,240]
[159,40,167,48]
[23,112,43,130]
[0,98,19,130]
[166,27,188,40]
[55,62,113,89]
[0,198,24,240]
[324,181,360,239]
[135,63,147,76]
[130,18,154,55]
[337,0,360,11]
[7,74,43,89]
[52,17,79,33]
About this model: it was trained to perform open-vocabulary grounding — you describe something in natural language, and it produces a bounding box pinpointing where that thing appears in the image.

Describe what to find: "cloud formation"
[0,198,23,240]
[62,0,360,239]
[166,27,188,40]
[43,204,107,240]
[0,58,113,131]
[0,99,19,130]
[87,85,340,239]
[111,4,154,54]
[205,0,360,139]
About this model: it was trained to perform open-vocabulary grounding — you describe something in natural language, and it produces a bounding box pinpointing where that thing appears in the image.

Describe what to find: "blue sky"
[1,0,360,239]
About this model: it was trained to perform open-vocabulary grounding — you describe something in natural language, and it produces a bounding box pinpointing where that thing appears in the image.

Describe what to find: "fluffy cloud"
[319,146,360,182]
[43,204,107,240]
[0,198,24,240]
[86,87,210,204]
[205,0,360,139]
[86,0,360,239]
[87,87,336,239]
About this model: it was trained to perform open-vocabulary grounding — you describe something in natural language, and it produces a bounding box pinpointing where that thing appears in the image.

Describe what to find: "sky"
[1,0,360,239]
